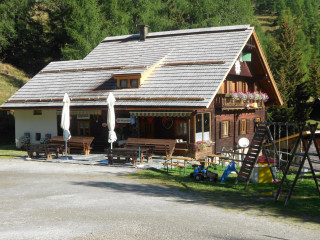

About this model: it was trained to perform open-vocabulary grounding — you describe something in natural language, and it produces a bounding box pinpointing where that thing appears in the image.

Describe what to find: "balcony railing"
[214,94,263,110]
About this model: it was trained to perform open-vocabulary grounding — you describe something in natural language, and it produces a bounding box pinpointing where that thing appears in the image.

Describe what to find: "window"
[254,117,261,131]
[232,81,237,92]
[78,120,90,136]
[203,113,210,140]
[238,81,247,92]
[221,120,234,138]
[120,79,128,88]
[175,120,188,139]
[221,121,229,137]
[240,119,247,135]
[115,74,141,88]
[33,110,42,115]
[195,113,211,142]
[130,79,139,88]
[242,81,247,92]
[35,133,41,141]
[239,119,251,134]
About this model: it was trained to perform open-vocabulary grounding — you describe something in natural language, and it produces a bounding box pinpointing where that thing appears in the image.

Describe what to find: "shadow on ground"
[72,168,320,225]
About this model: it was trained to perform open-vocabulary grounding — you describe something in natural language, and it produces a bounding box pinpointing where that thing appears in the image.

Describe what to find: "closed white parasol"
[61,93,71,159]
[107,92,117,149]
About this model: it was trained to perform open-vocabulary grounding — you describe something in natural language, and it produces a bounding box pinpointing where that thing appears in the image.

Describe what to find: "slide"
[220,161,238,183]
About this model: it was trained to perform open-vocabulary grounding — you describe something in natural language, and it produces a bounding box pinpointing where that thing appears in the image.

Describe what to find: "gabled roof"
[1,25,282,109]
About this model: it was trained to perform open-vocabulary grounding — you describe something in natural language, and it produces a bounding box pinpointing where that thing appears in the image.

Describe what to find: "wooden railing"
[214,94,263,110]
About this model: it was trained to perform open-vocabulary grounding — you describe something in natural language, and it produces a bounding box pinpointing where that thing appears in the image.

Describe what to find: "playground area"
[154,121,320,211]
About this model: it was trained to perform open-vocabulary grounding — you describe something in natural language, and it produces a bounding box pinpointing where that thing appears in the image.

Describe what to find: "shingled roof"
[2,25,278,109]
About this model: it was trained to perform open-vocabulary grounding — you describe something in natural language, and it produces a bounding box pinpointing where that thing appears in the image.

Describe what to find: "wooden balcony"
[214,94,263,110]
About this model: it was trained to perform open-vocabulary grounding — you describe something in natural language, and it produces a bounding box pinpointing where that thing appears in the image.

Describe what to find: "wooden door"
[140,119,154,138]
[77,120,91,136]
[175,120,188,140]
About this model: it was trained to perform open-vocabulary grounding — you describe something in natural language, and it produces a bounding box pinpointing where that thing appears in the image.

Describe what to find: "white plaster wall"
[14,110,58,148]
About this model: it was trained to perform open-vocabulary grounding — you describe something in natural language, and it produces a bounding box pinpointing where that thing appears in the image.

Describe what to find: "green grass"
[256,14,278,34]
[307,119,320,128]
[0,144,26,159]
[128,166,320,224]
[0,62,29,105]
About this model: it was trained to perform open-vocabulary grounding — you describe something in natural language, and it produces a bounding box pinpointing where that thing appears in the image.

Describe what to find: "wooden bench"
[125,138,176,157]
[164,156,196,175]
[162,162,185,175]
[27,144,60,160]
[173,142,189,156]
[49,136,94,155]
[106,148,139,166]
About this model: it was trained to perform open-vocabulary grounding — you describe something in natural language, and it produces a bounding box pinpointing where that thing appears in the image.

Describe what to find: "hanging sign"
[130,116,136,125]
[116,118,131,124]
[77,114,90,120]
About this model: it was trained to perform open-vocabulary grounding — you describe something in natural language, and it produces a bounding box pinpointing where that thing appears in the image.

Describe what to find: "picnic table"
[163,156,197,175]
[106,147,150,166]
[206,154,230,170]
[49,136,94,155]
[124,138,176,157]
[27,144,61,160]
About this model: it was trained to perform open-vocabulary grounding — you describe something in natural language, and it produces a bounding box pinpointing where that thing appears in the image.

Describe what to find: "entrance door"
[140,118,154,138]
[77,120,90,136]
[175,120,188,140]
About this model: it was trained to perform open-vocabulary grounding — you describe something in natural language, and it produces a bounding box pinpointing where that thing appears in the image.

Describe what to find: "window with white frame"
[195,113,211,142]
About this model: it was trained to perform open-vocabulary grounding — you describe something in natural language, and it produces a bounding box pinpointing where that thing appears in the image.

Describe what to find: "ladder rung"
[240,169,251,174]
[246,153,258,157]
[237,176,247,182]
[238,172,249,178]
[242,164,252,169]
[245,156,256,161]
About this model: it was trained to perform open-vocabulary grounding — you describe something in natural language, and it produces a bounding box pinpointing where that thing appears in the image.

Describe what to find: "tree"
[0,1,19,54]
[270,18,310,122]
[308,56,320,99]
[0,0,48,75]
[45,0,107,60]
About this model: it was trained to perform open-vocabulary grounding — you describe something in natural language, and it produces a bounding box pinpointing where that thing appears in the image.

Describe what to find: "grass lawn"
[0,144,26,159]
[128,165,320,224]
[307,119,320,128]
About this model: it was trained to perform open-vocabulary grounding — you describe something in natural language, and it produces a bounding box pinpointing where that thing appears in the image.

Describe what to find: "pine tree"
[46,0,106,60]
[308,56,320,99]
[0,0,48,75]
[271,18,309,121]
[273,19,303,106]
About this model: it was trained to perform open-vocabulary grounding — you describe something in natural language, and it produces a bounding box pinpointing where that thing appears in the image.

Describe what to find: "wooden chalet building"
[1,25,282,158]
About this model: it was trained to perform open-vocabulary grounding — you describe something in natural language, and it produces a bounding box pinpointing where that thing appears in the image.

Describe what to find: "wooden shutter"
[246,119,250,134]
[239,120,242,135]
[219,121,222,139]
[229,120,234,137]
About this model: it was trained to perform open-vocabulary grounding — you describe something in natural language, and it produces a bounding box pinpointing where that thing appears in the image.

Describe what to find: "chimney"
[139,25,149,41]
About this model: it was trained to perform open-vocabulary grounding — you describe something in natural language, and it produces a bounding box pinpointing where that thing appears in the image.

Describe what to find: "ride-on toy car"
[190,165,218,182]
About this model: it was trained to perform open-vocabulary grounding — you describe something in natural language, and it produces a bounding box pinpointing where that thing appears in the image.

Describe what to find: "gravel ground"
[0,158,319,240]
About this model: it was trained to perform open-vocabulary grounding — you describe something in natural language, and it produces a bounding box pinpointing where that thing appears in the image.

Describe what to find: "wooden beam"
[164,61,226,66]
[40,65,148,74]
[6,96,205,103]
[252,30,283,106]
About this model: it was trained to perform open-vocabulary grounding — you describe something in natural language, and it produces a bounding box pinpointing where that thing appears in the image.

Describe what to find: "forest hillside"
[0,0,319,122]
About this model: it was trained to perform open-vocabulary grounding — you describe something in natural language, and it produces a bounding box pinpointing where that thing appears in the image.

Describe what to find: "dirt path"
[0,158,319,240]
